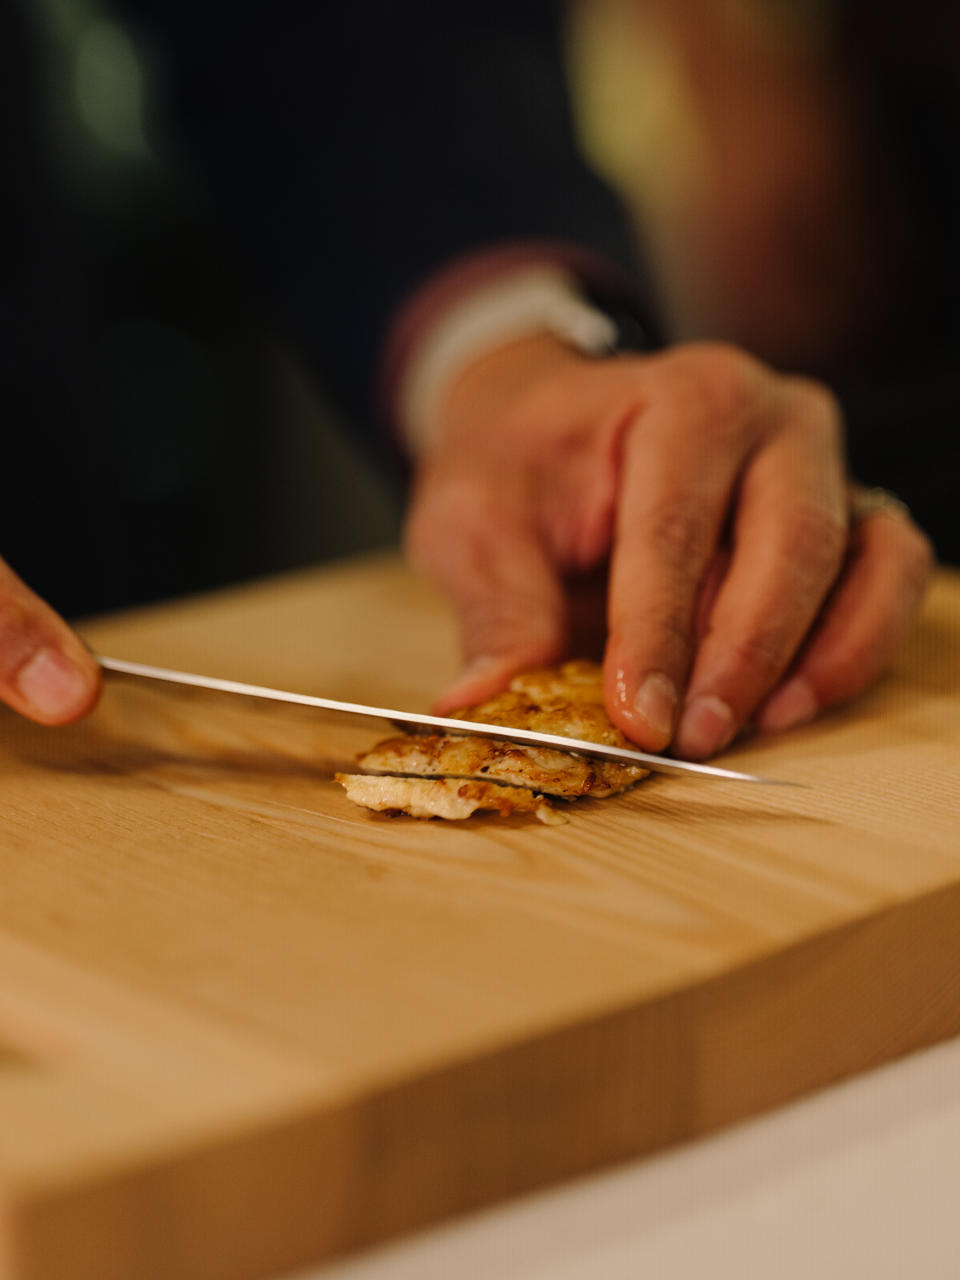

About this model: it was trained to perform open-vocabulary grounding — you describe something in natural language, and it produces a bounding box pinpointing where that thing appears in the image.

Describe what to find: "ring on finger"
[849,486,912,524]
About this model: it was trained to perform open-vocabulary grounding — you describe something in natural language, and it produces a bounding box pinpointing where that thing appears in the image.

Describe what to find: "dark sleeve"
[118,0,657,432]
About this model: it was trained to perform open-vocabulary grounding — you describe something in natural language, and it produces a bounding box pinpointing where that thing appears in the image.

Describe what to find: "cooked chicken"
[447,659,643,753]
[335,659,648,823]
[335,774,566,825]
[355,734,641,798]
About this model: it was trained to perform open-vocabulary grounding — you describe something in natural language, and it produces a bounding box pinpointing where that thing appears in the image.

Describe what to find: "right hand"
[0,557,101,724]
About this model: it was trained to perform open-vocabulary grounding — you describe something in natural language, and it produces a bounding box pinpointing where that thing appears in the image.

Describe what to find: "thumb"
[0,557,101,724]
[424,524,568,715]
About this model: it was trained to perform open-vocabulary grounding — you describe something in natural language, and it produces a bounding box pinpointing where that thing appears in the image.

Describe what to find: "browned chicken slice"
[354,734,643,798]
[446,659,645,753]
[334,774,566,825]
[335,659,648,823]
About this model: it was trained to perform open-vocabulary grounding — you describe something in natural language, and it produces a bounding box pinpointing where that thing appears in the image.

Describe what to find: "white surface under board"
[286,1034,960,1280]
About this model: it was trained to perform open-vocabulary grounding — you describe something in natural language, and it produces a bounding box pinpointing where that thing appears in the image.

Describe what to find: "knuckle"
[783,377,846,452]
[642,499,716,573]
[853,513,934,607]
[783,502,848,578]
[652,607,696,661]
[728,624,791,686]
[903,526,936,592]
[465,610,561,665]
[402,481,493,567]
[609,600,695,669]
[664,342,760,423]
[660,618,697,671]
[784,374,841,423]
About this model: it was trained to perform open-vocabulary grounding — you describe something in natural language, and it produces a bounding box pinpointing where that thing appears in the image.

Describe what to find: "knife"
[99,656,796,785]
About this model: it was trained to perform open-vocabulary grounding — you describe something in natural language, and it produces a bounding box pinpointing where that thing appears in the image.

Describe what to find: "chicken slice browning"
[334,774,566,825]
[447,660,639,749]
[355,733,644,798]
[335,659,648,823]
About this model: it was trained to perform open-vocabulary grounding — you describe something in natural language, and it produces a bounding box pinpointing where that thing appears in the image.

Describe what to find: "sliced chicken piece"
[334,774,566,824]
[335,659,647,823]
[355,733,644,798]
[449,659,637,749]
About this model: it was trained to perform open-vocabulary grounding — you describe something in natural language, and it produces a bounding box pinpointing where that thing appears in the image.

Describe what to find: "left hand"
[404,334,933,757]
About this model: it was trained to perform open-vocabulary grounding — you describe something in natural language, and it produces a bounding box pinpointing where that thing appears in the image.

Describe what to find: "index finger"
[603,363,757,750]
[673,383,847,757]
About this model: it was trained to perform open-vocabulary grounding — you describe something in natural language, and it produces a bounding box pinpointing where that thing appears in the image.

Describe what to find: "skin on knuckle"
[772,377,846,467]
[462,600,562,665]
[666,342,760,423]
[403,479,499,572]
[507,361,594,429]
[784,374,842,427]
[641,499,716,575]
[780,501,848,582]
[864,519,934,604]
[726,621,793,688]
[904,527,936,594]
[609,602,695,671]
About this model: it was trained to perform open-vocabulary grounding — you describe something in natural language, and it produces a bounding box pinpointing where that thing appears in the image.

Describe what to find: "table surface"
[2,551,959,1280]
[302,1031,960,1280]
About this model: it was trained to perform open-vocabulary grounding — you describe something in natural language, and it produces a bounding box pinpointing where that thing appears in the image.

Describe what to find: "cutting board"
[2,553,960,1280]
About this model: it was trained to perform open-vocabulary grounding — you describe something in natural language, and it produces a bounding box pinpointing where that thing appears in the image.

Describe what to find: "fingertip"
[755,674,819,734]
[13,646,101,725]
[431,655,516,715]
[629,671,678,750]
[674,694,736,759]
[604,659,678,752]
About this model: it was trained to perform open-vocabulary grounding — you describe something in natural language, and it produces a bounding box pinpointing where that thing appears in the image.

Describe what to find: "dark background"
[4,0,959,630]
[4,0,401,622]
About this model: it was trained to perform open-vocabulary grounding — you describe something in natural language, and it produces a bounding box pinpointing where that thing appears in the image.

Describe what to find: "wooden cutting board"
[2,553,960,1280]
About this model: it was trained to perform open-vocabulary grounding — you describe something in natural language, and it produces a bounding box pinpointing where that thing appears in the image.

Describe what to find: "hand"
[0,557,101,724]
[404,335,933,758]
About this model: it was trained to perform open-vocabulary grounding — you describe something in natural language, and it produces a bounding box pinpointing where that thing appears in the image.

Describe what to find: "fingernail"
[632,672,678,743]
[675,695,736,759]
[16,648,92,720]
[758,675,819,733]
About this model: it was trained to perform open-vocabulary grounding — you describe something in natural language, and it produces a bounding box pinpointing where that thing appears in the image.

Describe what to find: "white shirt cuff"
[397,266,619,457]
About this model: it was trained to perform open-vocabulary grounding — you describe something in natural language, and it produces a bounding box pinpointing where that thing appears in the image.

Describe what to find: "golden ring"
[849,487,912,523]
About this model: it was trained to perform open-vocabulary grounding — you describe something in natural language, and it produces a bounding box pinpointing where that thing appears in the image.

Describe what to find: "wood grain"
[1,552,960,1279]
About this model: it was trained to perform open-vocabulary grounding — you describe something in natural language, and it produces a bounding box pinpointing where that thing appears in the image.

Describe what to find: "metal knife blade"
[99,656,797,785]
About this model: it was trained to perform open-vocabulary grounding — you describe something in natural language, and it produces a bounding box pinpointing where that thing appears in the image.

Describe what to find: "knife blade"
[99,656,797,785]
